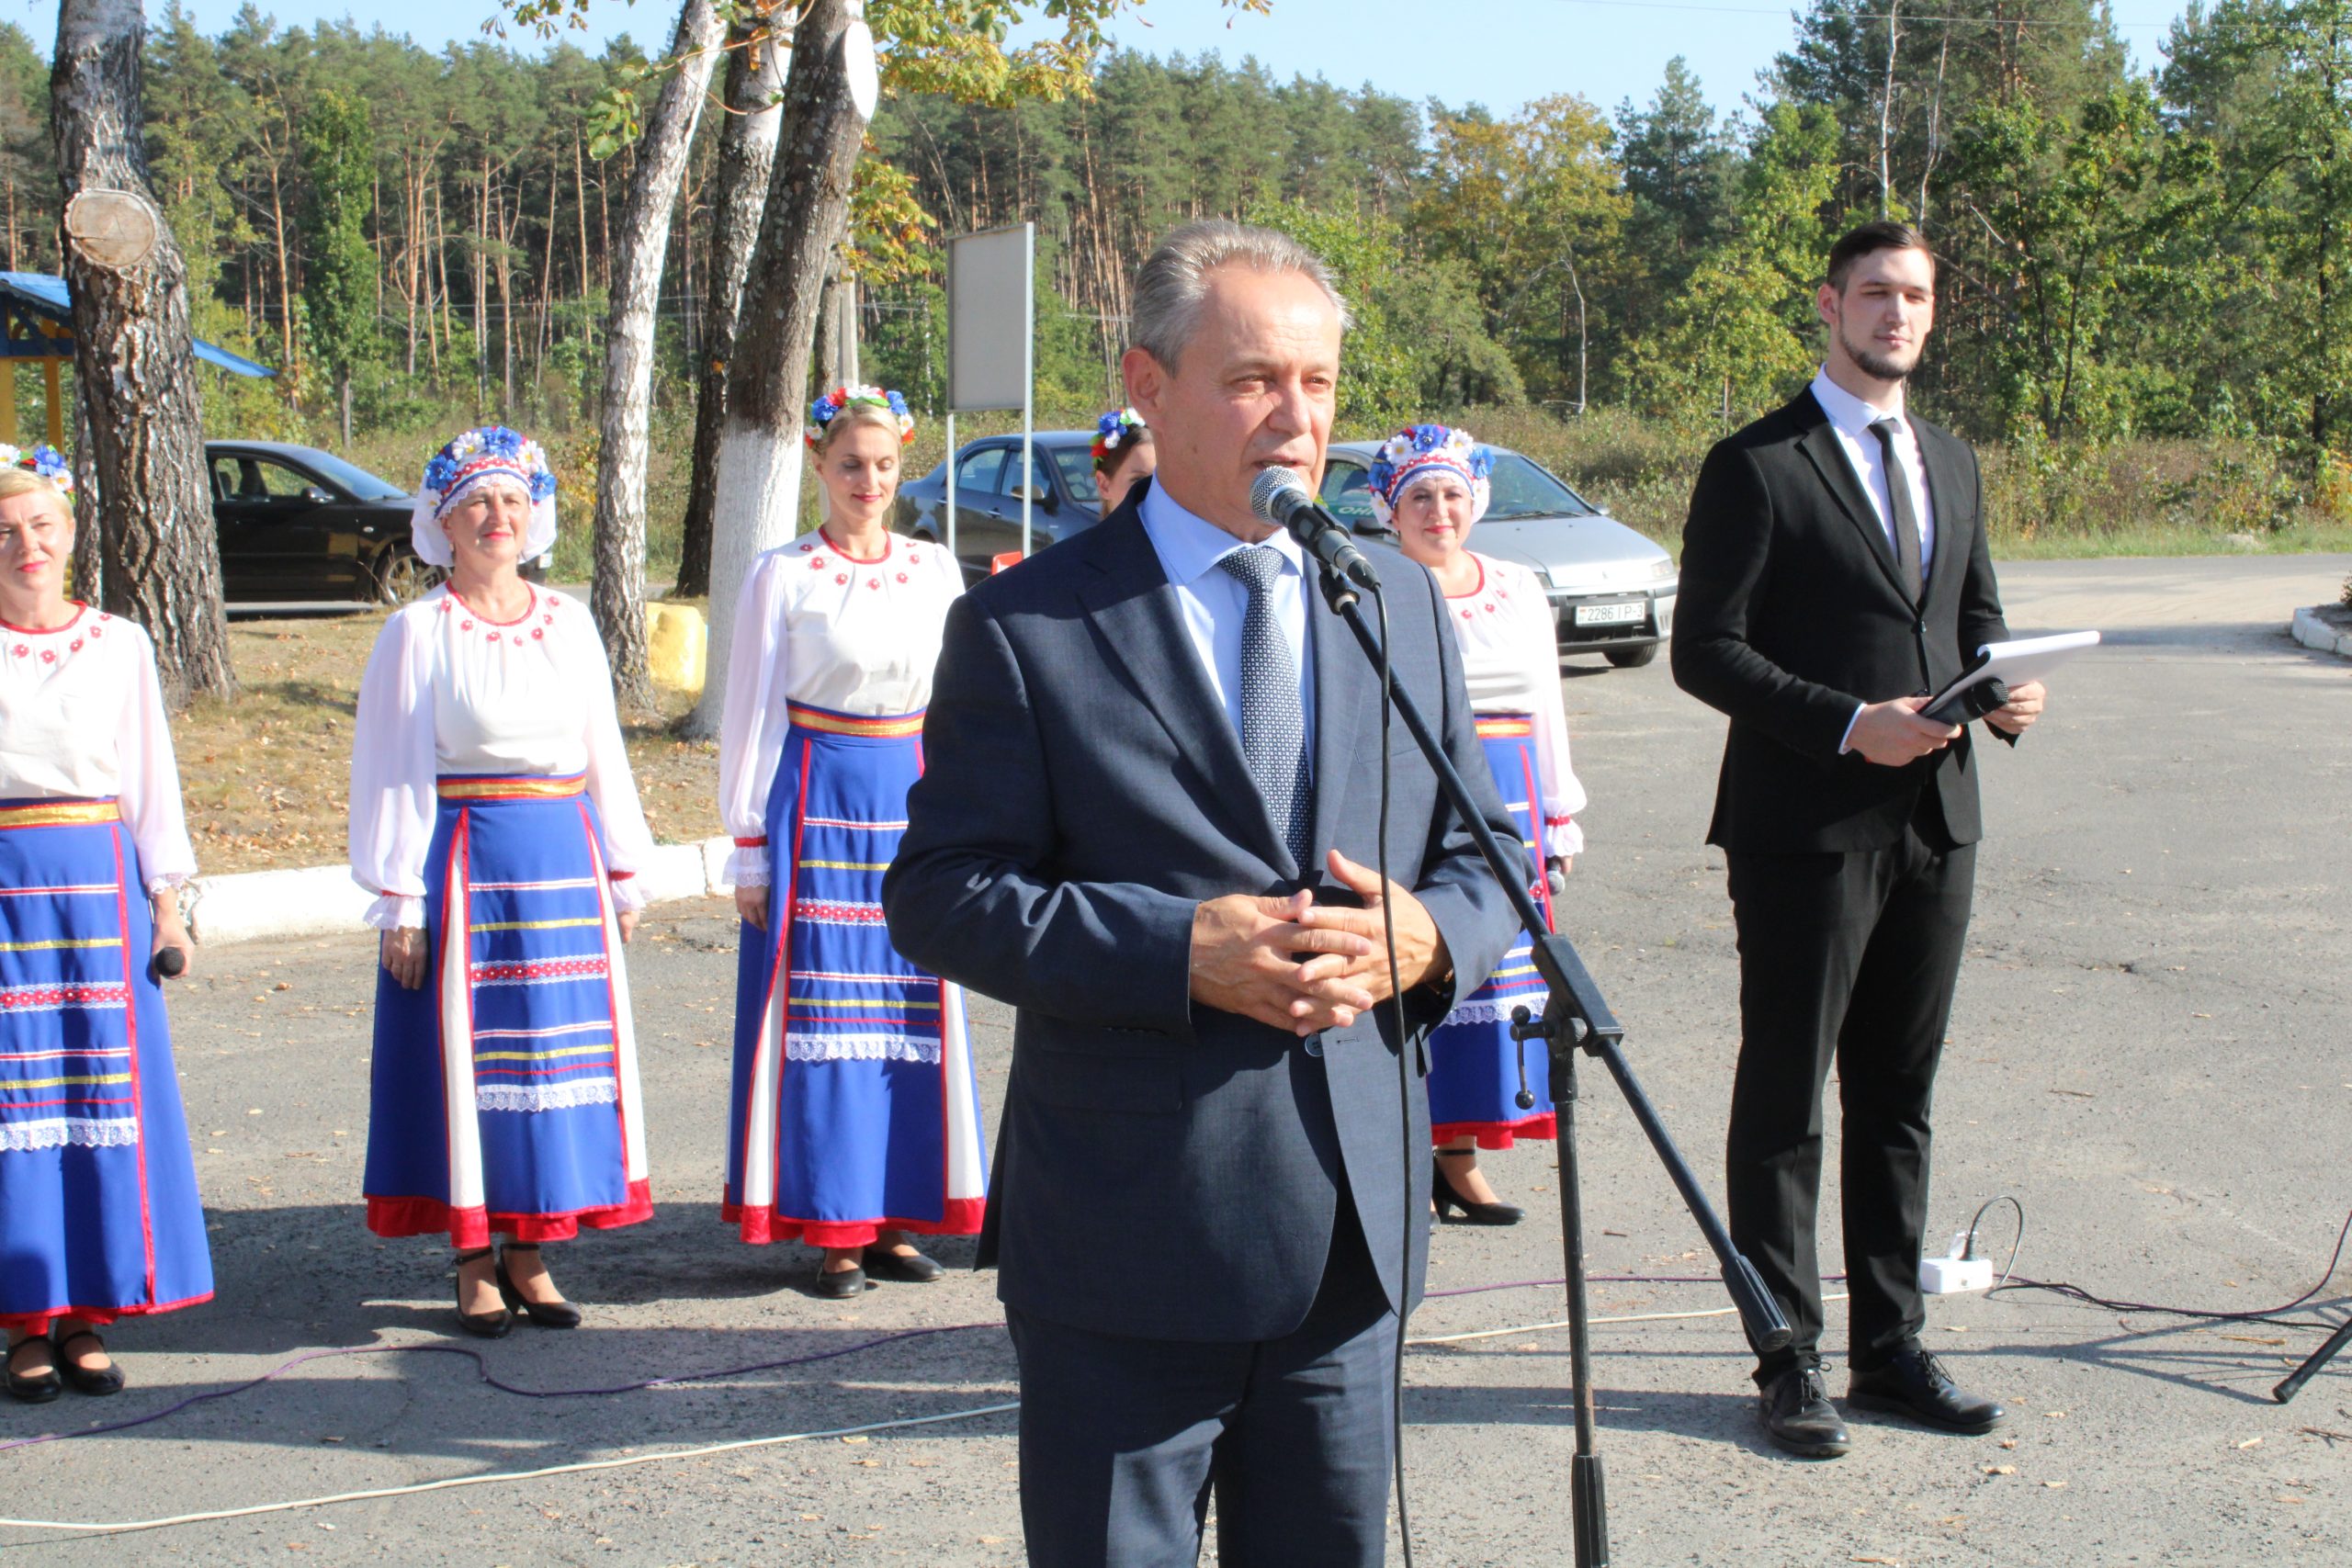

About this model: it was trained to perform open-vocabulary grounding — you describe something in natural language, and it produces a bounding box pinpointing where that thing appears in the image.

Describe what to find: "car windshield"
[1322,449,1600,526]
[299,450,406,502]
[1482,453,1599,521]
[1047,445,1101,508]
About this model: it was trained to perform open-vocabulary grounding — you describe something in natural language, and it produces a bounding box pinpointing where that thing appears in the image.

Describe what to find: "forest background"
[6,0,2352,582]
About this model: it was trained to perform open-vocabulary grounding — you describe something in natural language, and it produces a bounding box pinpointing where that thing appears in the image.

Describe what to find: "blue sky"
[17,0,2198,118]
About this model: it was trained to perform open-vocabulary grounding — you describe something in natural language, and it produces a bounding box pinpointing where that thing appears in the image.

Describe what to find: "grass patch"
[178,609,720,878]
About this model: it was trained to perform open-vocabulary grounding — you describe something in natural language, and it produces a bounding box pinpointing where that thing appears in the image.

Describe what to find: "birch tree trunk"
[590,0,724,710]
[51,0,234,705]
[684,0,869,739]
[675,5,790,601]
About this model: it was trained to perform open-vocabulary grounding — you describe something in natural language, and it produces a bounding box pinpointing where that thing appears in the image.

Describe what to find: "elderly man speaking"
[884,220,1521,1566]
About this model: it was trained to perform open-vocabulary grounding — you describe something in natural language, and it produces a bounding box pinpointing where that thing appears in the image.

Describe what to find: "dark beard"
[1842,323,1920,383]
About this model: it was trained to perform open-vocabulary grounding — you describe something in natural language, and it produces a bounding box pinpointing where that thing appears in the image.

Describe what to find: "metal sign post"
[944,222,1036,563]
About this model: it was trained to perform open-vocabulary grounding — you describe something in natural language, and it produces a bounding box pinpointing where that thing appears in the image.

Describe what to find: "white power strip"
[1919,1231,1997,1294]
[1920,1254,1995,1294]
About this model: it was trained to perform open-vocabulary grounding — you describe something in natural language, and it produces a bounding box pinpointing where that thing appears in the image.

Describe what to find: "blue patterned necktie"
[1216,545,1312,872]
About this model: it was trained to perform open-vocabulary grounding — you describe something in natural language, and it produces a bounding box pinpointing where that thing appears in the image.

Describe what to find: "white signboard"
[944,223,1035,559]
[947,225,1033,412]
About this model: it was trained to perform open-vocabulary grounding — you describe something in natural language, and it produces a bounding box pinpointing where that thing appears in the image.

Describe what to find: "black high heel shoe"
[495,1243,582,1329]
[1431,1155,1524,1225]
[5,1336,60,1404]
[53,1329,125,1396]
[453,1247,514,1337]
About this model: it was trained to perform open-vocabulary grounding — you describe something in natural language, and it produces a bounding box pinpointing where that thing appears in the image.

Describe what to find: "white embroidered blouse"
[718,530,966,886]
[348,584,656,930]
[0,604,195,891]
[1443,553,1587,860]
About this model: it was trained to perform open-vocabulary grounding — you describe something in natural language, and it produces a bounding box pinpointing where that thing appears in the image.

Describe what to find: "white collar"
[1810,367,1907,435]
[1139,477,1306,588]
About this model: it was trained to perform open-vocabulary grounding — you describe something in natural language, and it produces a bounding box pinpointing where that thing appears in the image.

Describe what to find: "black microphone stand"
[1310,560,1791,1567]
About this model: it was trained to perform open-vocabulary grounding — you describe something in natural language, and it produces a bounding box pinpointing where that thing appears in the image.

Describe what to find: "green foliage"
[1622,103,1840,427]
[297,88,380,391]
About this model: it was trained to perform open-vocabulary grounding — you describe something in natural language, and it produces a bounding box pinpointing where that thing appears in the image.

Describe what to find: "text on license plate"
[1574,602,1646,627]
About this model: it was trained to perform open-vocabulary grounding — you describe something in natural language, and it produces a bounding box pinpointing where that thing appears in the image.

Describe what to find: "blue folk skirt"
[364,774,652,1248]
[724,704,986,1248]
[0,798,211,1329]
[1428,716,1560,1147]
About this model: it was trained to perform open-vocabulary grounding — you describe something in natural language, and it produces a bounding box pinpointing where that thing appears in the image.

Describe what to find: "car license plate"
[1574,602,1645,627]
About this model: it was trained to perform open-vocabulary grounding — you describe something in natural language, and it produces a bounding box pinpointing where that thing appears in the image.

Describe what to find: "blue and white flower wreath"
[807,385,915,449]
[1091,407,1146,472]
[411,425,559,568]
[0,443,74,494]
[1366,423,1490,529]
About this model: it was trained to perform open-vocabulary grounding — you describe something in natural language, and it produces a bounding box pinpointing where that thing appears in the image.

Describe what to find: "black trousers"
[1004,1194,1398,1568]
[1724,802,1976,1385]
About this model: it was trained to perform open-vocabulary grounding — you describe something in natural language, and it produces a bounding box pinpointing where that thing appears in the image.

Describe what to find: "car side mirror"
[302,486,332,504]
[1009,482,1056,511]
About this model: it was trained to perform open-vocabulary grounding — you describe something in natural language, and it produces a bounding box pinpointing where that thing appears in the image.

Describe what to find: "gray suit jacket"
[883,489,1521,1343]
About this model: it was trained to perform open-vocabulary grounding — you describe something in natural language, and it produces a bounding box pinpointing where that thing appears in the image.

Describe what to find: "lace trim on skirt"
[474,1077,620,1114]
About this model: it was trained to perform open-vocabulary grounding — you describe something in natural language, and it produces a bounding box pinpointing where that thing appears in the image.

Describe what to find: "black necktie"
[1869,417,1924,604]
[1216,545,1311,872]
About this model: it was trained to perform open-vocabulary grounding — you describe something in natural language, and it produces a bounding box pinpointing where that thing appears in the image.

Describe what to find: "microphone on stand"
[1250,468,1383,595]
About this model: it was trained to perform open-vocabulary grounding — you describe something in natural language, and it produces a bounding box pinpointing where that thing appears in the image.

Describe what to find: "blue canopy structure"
[0,270,274,447]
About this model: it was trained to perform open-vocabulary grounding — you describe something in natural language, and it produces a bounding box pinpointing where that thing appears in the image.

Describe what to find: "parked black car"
[208,441,550,605]
[897,430,1111,581]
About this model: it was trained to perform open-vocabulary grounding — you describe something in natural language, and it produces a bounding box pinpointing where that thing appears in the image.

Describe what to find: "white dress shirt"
[1809,367,1936,572]
[1139,479,1317,766]
[1810,368,1939,754]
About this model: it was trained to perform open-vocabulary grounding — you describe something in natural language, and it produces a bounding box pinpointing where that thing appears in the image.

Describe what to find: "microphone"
[1250,467,1383,594]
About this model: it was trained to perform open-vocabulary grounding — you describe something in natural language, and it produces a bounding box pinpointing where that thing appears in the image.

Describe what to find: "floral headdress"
[1091,408,1147,473]
[410,425,559,568]
[807,385,915,450]
[0,444,74,495]
[1366,423,1491,529]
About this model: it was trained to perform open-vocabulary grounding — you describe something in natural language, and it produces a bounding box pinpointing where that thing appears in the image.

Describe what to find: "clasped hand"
[1189,850,1451,1037]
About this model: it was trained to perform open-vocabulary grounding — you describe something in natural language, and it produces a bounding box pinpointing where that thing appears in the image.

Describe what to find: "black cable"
[1368,579,1415,1568]
[1977,1195,2352,1332]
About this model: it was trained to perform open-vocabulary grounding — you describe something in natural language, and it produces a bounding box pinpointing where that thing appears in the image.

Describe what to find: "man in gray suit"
[883,220,1521,1567]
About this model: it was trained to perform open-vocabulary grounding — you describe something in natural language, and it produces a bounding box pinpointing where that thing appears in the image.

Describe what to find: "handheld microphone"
[152,946,186,980]
[1250,467,1383,594]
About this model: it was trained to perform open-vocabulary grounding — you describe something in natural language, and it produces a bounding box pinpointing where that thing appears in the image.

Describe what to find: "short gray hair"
[1129,220,1351,369]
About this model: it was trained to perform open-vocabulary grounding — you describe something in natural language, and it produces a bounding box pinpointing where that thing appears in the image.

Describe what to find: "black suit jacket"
[1671,388,2013,854]
[882,488,1521,1343]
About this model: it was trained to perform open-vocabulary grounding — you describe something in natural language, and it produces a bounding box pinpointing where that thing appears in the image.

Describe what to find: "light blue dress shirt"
[1138,479,1317,770]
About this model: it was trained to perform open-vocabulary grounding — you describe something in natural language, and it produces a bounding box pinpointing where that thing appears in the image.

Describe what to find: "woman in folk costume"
[0,446,208,1402]
[1091,407,1155,517]
[350,427,656,1337]
[1373,423,1588,1226]
[718,386,985,1300]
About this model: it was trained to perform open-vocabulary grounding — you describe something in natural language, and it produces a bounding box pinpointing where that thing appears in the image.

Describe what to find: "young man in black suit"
[1673,221,2045,1458]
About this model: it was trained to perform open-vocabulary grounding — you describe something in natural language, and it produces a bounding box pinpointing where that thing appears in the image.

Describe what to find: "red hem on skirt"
[0,1290,213,1334]
[720,1197,985,1249]
[1433,1114,1559,1151]
[365,1179,655,1247]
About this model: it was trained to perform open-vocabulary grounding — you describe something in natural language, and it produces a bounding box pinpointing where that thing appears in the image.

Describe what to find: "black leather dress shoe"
[5,1338,60,1404]
[814,1265,868,1300]
[53,1331,125,1396]
[1431,1165,1524,1225]
[1759,1363,1850,1458]
[1848,1349,2006,1434]
[864,1247,944,1284]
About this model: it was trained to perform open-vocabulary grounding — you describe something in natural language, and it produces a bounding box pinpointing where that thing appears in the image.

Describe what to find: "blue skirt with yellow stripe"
[365,774,653,1248]
[1428,716,1559,1147]
[724,704,987,1249]
[0,798,210,1330]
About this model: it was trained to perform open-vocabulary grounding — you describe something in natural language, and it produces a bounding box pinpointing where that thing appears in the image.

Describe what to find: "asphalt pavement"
[4,554,2349,1566]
